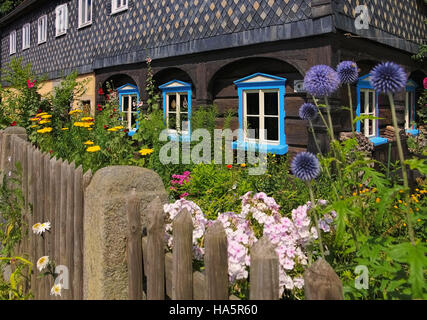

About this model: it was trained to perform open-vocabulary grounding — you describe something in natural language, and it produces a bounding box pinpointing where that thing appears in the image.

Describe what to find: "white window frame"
[243,89,280,145]
[120,94,138,131]
[9,30,16,55]
[78,0,93,28]
[55,4,68,37]
[22,23,31,50]
[38,15,47,44]
[111,0,128,14]
[166,92,189,135]
[360,88,376,138]
[405,90,415,130]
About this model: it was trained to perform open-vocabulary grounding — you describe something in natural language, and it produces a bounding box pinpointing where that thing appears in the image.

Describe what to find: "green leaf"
[405,158,427,176]
[353,115,383,124]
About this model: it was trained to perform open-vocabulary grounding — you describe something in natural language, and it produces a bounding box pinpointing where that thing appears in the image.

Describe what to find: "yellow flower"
[113,126,124,130]
[376,198,381,203]
[81,117,94,121]
[417,219,421,222]
[39,120,51,124]
[88,128,93,131]
[84,140,94,145]
[69,109,82,115]
[108,128,118,132]
[36,112,48,117]
[394,205,398,209]
[30,117,40,121]
[352,192,357,197]
[398,200,402,204]
[240,163,247,168]
[37,127,52,134]
[86,145,101,153]
[403,223,407,227]
[41,114,52,119]
[30,125,38,128]
[61,128,69,131]
[416,208,419,212]
[139,149,154,156]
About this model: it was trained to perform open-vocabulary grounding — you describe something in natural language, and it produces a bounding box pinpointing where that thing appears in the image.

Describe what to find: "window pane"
[246,92,259,115]
[88,0,92,21]
[168,95,177,112]
[82,1,86,23]
[246,117,259,139]
[168,113,177,130]
[369,91,375,114]
[180,94,188,112]
[131,95,137,112]
[122,96,129,111]
[181,113,189,131]
[265,117,279,141]
[264,92,278,116]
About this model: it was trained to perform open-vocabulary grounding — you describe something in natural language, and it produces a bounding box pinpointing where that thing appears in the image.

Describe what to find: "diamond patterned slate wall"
[339,0,426,45]
[1,0,312,77]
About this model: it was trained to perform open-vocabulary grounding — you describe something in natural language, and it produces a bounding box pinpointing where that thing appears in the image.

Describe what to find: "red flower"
[27,79,36,89]
[227,164,233,169]
[98,88,104,95]
[10,121,17,126]
[98,107,103,111]
[49,150,53,154]
[123,129,127,133]
[106,94,110,101]
[104,125,108,129]
[113,108,116,112]
[424,77,427,90]
[37,109,42,113]
[109,89,113,93]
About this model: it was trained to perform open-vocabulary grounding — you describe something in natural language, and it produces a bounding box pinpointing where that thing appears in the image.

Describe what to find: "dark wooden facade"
[1,0,426,152]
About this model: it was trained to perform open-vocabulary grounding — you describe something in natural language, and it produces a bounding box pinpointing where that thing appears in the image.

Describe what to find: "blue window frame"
[405,80,419,136]
[356,74,388,146]
[117,84,140,136]
[159,80,192,142]
[232,73,288,155]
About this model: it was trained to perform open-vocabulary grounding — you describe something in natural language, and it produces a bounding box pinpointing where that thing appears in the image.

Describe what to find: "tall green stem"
[387,93,415,246]
[347,84,355,135]
[324,97,335,141]
[309,120,322,156]
[307,182,325,258]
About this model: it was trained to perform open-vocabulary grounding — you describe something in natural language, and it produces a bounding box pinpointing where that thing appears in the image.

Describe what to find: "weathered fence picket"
[172,209,193,300]
[127,191,143,300]
[205,221,229,300]
[249,236,280,300]
[145,197,165,300]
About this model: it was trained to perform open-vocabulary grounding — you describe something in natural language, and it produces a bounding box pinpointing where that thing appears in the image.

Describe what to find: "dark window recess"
[247,117,259,139]
[264,92,278,116]
[265,117,279,141]
[82,100,91,114]
[247,92,259,115]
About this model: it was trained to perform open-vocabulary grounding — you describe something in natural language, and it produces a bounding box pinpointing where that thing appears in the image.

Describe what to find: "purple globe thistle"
[299,103,318,121]
[291,152,321,182]
[370,62,407,94]
[337,61,359,84]
[304,65,340,97]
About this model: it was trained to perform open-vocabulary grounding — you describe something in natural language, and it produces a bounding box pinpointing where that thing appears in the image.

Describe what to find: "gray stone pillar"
[83,166,168,300]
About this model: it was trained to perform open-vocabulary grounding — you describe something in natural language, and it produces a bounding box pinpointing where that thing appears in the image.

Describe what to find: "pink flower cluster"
[163,192,336,297]
[171,171,191,185]
[163,199,208,260]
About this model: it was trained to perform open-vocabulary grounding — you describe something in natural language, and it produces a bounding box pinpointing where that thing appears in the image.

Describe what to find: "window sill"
[406,129,419,136]
[232,140,288,155]
[9,52,16,56]
[369,136,388,147]
[78,21,92,30]
[22,46,30,51]
[55,31,67,38]
[38,40,46,45]
[111,6,128,15]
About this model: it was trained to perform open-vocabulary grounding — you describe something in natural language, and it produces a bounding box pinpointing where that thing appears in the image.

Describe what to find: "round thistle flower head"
[370,62,407,94]
[298,103,318,121]
[291,152,321,181]
[337,61,359,84]
[304,65,340,97]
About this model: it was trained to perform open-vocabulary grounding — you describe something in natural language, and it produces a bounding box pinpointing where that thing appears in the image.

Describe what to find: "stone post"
[83,166,167,300]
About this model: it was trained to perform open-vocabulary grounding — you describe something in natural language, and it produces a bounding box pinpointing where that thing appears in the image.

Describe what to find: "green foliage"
[0,256,33,300]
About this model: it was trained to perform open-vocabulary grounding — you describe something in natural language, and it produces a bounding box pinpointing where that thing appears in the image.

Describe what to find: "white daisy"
[37,256,49,272]
[39,222,51,233]
[32,223,42,234]
[50,283,62,296]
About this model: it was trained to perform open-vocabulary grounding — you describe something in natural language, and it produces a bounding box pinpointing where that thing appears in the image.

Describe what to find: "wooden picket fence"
[127,196,343,300]
[1,132,92,300]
